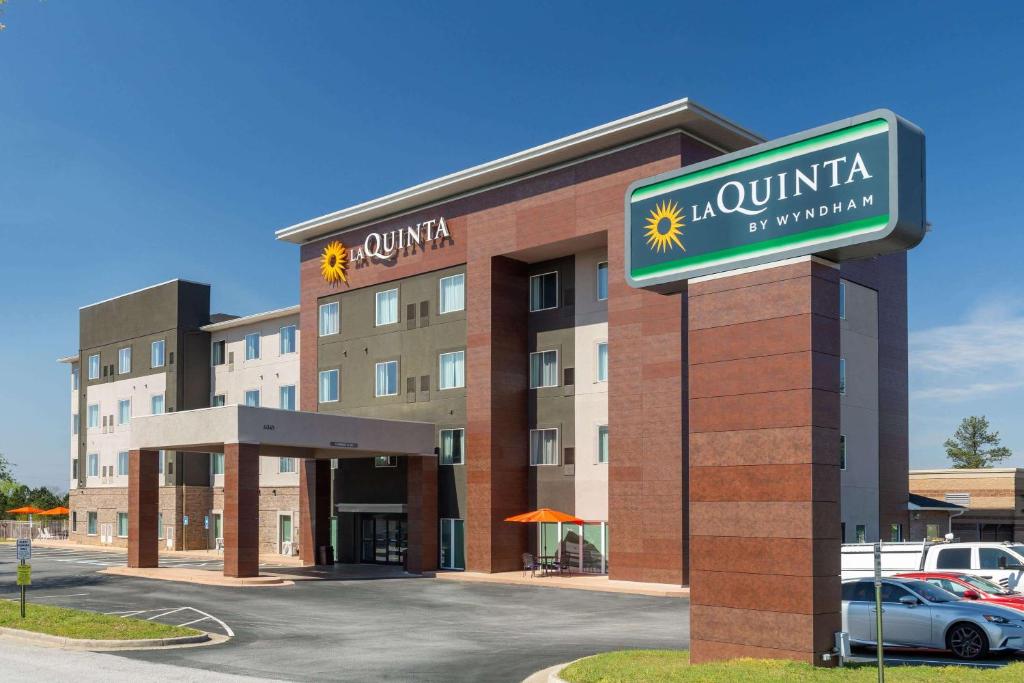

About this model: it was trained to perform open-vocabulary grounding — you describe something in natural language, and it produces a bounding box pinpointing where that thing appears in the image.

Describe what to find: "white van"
[842,541,1024,590]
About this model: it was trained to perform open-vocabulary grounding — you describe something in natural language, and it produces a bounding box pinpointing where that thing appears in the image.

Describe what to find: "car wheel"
[948,623,989,660]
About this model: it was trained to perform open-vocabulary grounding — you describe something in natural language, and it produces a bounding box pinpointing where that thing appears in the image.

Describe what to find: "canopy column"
[299,458,331,566]
[406,455,438,574]
[224,442,260,578]
[128,448,159,568]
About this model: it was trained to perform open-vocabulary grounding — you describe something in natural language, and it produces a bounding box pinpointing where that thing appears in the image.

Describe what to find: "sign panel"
[17,564,31,586]
[16,538,31,561]
[625,110,925,292]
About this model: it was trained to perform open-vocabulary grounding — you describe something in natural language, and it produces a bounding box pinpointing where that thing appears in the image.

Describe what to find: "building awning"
[908,493,966,511]
[129,404,435,460]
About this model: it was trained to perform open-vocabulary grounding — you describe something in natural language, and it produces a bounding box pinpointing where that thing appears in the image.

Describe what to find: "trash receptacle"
[318,545,334,565]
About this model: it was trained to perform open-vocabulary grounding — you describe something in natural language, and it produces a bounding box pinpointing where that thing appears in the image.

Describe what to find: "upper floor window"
[319,369,339,403]
[88,354,100,380]
[151,339,166,368]
[117,451,129,477]
[840,434,847,470]
[529,272,558,312]
[597,262,609,301]
[244,389,260,407]
[597,425,609,464]
[440,428,465,465]
[87,453,99,477]
[839,281,847,320]
[211,453,224,476]
[151,394,165,415]
[597,342,608,382]
[279,457,296,474]
[212,340,226,366]
[280,325,297,355]
[319,301,339,336]
[87,404,100,428]
[245,333,260,361]
[439,273,465,314]
[839,357,847,395]
[72,367,79,391]
[117,399,131,426]
[529,428,559,466]
[375,360,399,397]
[212,394,226,407]
[279,385,296,411]
[118,347,132,374]
[439,351,465,390]
[529,350,559,389]
[375,289,399,326]
[72,413,79,435]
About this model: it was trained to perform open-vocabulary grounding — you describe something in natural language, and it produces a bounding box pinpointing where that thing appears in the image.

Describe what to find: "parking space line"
[146,607,189,620]
[176,616,212,628]
[191,608,234,637]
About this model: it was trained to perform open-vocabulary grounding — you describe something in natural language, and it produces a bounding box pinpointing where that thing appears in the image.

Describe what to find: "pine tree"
[944,416,1013,468]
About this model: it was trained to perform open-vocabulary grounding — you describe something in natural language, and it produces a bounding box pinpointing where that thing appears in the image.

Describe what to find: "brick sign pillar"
[224,442,260,578]
[687,257,841,665]
[299,458,332,566]
[128,448,159,568]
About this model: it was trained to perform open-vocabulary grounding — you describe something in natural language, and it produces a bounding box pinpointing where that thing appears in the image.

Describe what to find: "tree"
[0,451,12,481]
[944,416,1013,469]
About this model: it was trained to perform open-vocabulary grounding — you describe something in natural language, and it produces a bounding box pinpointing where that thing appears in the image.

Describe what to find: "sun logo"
[320,240,348,285]
[644,200,686,253]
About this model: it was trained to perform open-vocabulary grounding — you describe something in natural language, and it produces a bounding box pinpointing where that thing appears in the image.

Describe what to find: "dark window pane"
[880,583,910,603]
[936,548,971,569]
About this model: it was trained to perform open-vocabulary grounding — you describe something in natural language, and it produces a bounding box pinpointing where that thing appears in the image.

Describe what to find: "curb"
[0,626,224,651]
[521,658,583,683]
[100,566,294,587]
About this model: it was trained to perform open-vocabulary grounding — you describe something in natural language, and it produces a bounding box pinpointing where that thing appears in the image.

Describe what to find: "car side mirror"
[962,590,980,600]
[899,596,919,606]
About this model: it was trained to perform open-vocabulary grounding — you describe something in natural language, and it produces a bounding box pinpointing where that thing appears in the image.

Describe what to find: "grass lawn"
[0,600,201,640]
[560,650,1024,682]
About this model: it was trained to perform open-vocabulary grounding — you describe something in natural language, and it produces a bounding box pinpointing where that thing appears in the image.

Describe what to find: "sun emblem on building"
[644,200,686,253]
[320,240,348,285]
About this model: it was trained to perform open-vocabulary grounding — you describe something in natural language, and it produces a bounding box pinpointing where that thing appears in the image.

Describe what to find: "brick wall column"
[299,458,332,566]
[128,448,159,568]
[406,455,439,574]
[688,257,841,666]
[224,442,260,578]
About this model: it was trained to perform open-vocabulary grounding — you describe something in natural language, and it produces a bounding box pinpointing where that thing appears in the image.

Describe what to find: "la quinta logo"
[643,200,685,253]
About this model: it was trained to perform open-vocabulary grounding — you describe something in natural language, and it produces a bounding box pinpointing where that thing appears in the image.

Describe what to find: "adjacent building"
[910,468,1024,542]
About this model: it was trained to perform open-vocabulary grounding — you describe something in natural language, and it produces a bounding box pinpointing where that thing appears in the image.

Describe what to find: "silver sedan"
[842,577,1024,659]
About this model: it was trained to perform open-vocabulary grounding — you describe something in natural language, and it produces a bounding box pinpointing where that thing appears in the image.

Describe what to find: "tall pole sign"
[625,110,926,292]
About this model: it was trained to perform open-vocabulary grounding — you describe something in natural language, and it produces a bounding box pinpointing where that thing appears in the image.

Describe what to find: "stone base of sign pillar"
[687,256,842,666]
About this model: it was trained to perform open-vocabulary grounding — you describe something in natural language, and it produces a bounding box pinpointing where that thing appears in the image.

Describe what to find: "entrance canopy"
[129,404,435,460]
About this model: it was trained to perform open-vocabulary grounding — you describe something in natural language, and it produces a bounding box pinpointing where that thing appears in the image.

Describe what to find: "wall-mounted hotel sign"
[624,110,925,293]
[320,217,452,285]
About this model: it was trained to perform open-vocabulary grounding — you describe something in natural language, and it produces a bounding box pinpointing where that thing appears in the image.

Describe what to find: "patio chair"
[521,552,537,578]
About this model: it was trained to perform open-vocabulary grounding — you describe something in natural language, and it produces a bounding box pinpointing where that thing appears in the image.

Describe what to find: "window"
[376,360,399,397]
[439,351,465,390]
[839,434,847,470]
[87,404,100,428]
[439,273,465,314]
[530,428,559,466]
[597,425,609,464]
[439,518,466,570]
[245,332,260,360]
[117,451,129,476]
[855,524,866,543]
[529,272,558,311]
[529,350,559,389]
[151,394,165,415]
[212,340,226,366]
[72,367,79,391]
[890,523,903,542]
[375,289,399,326]
[151,339,165,368]
[212,394,226,407]
[980,548,1021,570]
[88,354,100,380]
[158,512,164,539]
[117,399,131,426]
[440,428,465,465]
[879,583,912,604]
[279,457,296,473]
[375,455,397,468]
[87,512,98,535]
[118,347,131,374]
[597,262,608,301]
[211,453,224,476]
[925,523,941,540]
[158,450,166,478]
[319,369,339,403]
[244,389,260,407]
[72,413,79,435]
[842,580,874,602]
[87,453,99,477]
[839,357,846,395]
[597,342,608,382]
[936,547,971,569]
[839,281,847,320]
[117,512,128,538]
[319,301,339,336]
[279,385,296,410]
[280,325,297,355]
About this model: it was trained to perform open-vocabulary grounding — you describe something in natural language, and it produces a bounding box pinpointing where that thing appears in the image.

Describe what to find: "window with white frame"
[117,512,129,537]
[840,434,847,471]
[117,399,131,425]
[72,367,79,391]
[244,389,260,407]
[596,342,608,382]
[375,289,398,326]
[87,453,99,477]
[374,455,397,468]
[279,385,296,410]
[529,272,558,311]
[439,351,465,390]
[839,357,847,395]
[211,453,224,475]
[151,394,165,415]
[319,301,339,336]
[118,347,131,374]
[88,354,100,380]
[319,369,339,402]
[87,511,97,535]
[597,425,609,464]
[72,413,79,435]
[839,281,847,320]
[279,457,296,473]
[117,451,129,476]
[280,325,297,355]
[375,360,398,397]
[439,273,465,314]
[212,340,226,366]
[151,339,166,368]
[245,332,260,360]
[529,350,559,388]
[212,394,226,407]
[440,428,465,465]
[530,428,559,465]
[597,262,609,301]
[87,403,100,428]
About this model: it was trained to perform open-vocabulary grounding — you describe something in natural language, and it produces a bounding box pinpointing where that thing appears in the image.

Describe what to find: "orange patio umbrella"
[40,506,70,516]
[6,506,46,515]
[504,508,583,524]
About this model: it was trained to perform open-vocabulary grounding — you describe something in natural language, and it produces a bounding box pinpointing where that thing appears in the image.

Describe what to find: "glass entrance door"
[359,514,407,565]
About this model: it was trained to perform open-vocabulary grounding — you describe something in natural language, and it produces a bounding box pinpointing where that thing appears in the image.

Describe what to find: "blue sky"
[2,2,1023,489]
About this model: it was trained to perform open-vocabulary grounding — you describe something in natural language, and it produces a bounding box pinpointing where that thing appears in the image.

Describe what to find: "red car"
[896,571,1024,613]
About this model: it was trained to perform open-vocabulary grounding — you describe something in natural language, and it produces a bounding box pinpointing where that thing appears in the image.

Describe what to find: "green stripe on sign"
[631,119,889,202]
[631,215,890,279]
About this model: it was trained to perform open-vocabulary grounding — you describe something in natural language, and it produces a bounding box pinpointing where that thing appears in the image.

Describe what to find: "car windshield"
[1007,546,1024,563]
[903,580,958,603]
[960,574,1014,596]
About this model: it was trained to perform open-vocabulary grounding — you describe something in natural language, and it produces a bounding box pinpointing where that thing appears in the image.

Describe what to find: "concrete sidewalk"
[101,565,294,587]
[31,539,305,566]
[433,570,689,597]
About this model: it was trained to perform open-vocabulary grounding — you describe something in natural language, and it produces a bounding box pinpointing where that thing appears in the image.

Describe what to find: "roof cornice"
[200,305,300,332]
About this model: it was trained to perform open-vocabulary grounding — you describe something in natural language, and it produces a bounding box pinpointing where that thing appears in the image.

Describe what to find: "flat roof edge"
[79,278,211,311]
[200,305,300,332]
